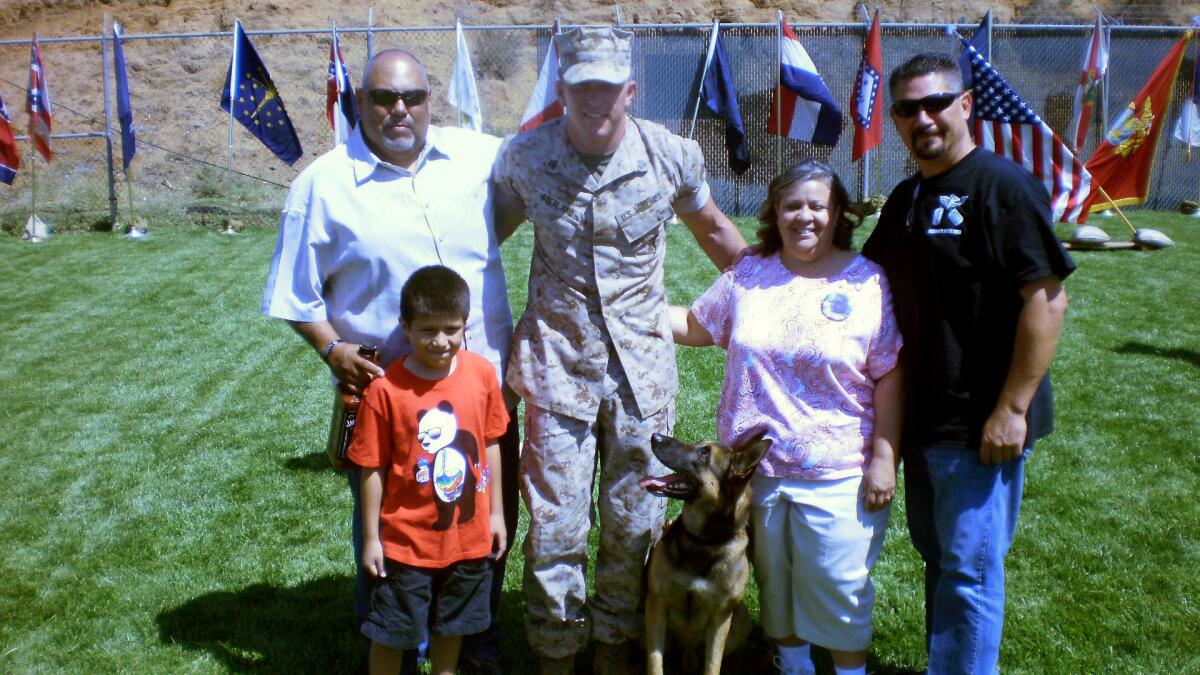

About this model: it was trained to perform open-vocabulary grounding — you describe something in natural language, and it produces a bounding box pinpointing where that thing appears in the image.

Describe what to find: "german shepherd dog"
[640,430,771,675]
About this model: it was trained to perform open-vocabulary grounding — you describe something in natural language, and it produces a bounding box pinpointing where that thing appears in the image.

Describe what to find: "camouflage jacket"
[494,117,711,421]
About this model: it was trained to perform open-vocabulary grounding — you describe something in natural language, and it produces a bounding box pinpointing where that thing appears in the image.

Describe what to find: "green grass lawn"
[1,212,1198,673]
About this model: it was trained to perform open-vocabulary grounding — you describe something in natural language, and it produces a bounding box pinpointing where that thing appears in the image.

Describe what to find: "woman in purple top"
[671,161,903,675]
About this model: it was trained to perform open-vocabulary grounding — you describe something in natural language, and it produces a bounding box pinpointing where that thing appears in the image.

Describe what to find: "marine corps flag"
[1082,32,1191,214]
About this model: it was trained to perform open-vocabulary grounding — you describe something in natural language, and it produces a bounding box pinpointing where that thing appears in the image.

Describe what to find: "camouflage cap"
[556,26,633,85]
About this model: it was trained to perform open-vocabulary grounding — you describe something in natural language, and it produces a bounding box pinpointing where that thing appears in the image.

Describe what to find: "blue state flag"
[220,20,302,166]
[113,21,136,171]
[702,23,750,174]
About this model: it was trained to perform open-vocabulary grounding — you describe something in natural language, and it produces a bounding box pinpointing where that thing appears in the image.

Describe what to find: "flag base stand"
[120,216,149,240]
[219,217,244,235]
[21,215,50,243]
[1133,228,1175,249]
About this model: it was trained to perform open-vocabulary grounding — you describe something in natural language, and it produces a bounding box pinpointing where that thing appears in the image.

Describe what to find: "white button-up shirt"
[262,125,513,387]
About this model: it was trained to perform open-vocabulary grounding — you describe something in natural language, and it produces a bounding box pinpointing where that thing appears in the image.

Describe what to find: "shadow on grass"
[494,584,921,674]
[156,574,365,673]
[156,576,922,674]
[283,451,333,472]
[1113,341,1200,369]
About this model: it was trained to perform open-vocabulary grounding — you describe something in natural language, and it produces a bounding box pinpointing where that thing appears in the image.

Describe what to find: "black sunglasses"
[890,92,964,118]
[367,88,430,109]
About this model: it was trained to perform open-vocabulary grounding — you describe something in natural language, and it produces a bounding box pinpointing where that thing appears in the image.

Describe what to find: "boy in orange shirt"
[348,265,509,675]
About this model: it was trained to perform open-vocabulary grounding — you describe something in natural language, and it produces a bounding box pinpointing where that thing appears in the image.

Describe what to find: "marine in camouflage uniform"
[492,26,747,669]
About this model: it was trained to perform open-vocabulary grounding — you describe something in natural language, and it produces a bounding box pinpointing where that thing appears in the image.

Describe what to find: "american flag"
[26,35,53,163]
[963,40,1091,223]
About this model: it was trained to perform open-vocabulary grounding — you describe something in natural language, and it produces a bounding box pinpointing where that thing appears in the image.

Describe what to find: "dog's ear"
[729,430,771,480]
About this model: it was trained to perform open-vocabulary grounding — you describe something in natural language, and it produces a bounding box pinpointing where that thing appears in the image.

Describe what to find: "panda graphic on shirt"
[414,401,480,531]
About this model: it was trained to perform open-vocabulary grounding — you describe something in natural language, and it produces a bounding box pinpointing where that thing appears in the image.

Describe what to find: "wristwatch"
[320,339,343,361]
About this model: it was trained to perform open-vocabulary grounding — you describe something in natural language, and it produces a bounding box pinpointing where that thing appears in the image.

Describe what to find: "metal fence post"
[100,14,118,228]
[367,7,375,59]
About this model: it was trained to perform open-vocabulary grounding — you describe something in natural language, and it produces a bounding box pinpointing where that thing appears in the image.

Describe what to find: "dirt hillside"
[0,0,1192,222]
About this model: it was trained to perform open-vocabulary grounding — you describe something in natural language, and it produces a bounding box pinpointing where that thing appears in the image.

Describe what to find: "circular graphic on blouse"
[821,292,852,322]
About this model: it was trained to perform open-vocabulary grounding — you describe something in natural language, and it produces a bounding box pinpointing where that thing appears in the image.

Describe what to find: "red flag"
[519,20,563,133]
[851,10,883,161]
[1082,32,1190,214]
[26,35,53,163]
[0,94,20,184]
[326,27,357,145]
[1069,11,1109,153]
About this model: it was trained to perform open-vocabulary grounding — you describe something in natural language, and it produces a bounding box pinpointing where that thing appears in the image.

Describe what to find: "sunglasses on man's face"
[367,88,430,109]
[890,92,964,118]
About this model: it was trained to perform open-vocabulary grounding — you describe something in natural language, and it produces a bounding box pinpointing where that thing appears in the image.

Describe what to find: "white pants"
[751,474,890,652]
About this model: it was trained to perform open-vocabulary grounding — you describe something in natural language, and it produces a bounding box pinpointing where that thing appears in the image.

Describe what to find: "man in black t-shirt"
[862,54,1074,675]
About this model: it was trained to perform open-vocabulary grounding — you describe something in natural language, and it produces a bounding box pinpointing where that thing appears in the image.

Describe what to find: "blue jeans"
[903,445,1027,675]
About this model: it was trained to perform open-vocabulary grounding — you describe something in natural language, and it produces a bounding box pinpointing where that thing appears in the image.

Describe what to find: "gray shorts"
[360,557,492,649]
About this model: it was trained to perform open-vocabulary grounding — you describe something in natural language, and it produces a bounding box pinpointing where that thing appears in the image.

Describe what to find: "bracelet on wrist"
[320,339,343,361]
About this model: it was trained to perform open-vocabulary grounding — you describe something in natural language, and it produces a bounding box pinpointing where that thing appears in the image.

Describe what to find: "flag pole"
[775,10,783,175]
[367,7,375,60]
[985,9,993,61]
[1099,8,1109,144]
[30,32,38,226]
[101,14,118,229]
[331,21,341,148]
[225,19,239,229]
[688,19,718,140]
[1095,185,1139,236]
[29,133,37,223]
[125,164,136,224]
[454,18,463,129]
[859,10,871,202]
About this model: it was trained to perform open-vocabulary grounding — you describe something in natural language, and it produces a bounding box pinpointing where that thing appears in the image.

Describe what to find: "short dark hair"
[756,160,857,253]
[400,265,470,324]
[889,53,963,98]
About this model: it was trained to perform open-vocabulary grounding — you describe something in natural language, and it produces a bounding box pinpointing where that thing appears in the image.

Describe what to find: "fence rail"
[1,19,1198,224]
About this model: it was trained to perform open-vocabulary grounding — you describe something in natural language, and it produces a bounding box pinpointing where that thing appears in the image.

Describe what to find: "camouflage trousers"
[519,361,673,658]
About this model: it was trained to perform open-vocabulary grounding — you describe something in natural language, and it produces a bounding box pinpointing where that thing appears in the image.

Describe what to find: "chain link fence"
[1,21,1198,229]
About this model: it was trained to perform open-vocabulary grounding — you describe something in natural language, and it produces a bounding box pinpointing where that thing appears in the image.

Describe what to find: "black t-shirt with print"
[862,148,1076,454]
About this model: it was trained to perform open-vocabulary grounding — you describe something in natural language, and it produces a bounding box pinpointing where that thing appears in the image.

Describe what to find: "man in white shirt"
[262,49,516,673]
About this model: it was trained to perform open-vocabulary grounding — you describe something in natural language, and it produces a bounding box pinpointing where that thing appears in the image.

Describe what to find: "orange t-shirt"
[348,350,509,568]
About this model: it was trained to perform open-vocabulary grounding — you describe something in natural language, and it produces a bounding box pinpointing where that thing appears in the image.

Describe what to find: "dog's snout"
[651,433,667,445]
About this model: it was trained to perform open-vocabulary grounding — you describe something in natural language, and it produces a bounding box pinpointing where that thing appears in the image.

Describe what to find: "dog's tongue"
[639,473,681,491]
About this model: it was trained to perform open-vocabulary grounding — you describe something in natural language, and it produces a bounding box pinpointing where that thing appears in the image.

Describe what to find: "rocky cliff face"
[1,0,1134,37]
